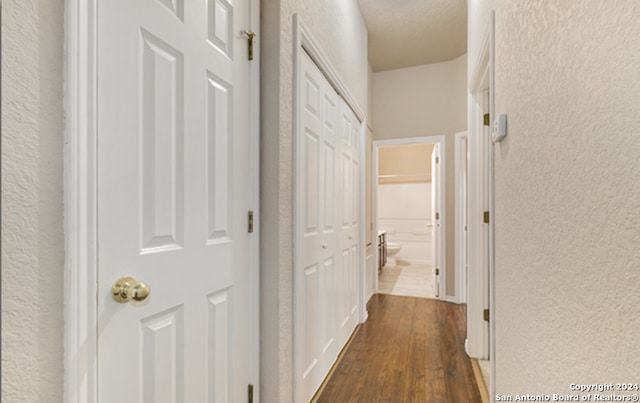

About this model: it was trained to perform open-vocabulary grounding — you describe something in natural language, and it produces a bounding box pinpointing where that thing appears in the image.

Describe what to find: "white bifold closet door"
[295,51,361,403]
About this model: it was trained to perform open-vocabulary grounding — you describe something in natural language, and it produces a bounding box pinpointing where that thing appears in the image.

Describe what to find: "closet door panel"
[319,80,340,367]
[296,52,325,403]
[337,102,358,344]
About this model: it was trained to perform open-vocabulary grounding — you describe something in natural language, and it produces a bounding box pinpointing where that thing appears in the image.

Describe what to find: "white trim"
[488,11,497,403]
[248,0,261,396]
[359,119,368,323]
[372,147,380,294]
[64,1,261,401]
[64,0,98,401]
[465,10,495,398]
[466,88,489,360]
[292,19,301,402]
[372,135,447,301]
[454,131,468,305]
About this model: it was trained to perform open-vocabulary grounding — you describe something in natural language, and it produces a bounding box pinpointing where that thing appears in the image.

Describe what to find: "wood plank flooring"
[314,294,482,403]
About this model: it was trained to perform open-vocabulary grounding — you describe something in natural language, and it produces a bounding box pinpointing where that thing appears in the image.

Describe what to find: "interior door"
[97,1,255,402]
[295,52,341,402]
[431,144,441,297]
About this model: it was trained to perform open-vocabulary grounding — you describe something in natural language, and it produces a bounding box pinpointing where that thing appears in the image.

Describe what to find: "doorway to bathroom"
[372,136,445,301]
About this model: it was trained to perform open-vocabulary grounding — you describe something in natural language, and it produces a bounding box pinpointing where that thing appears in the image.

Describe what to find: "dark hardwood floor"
[315,294,482,403]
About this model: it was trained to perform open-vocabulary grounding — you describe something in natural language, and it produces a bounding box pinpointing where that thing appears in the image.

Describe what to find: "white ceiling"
[357,0,467,72]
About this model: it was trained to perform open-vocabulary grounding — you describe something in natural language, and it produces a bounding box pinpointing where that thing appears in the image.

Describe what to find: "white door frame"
[466,9,495,395]
[372,136,446,299]
[454,131,468,304]
[63,1,261,401]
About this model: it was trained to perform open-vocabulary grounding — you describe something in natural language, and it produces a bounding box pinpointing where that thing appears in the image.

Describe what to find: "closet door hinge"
[483,113,490,126]
[483,309,490,322]
[242,30,256,60]
[248,384,254,403]
[483,211,490,224]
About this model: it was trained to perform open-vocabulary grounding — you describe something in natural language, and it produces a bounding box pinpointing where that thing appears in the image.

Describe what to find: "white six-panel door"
[295,52,361,402]
[97,1,255,402]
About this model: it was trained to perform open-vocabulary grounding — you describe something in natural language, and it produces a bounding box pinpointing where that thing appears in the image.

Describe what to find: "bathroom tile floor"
[378,262,437,299]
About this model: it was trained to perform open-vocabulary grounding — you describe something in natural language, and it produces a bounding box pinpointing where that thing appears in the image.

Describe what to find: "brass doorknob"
[111,276,151,303]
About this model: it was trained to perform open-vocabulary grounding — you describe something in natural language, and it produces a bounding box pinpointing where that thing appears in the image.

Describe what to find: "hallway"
[378,263,437,299]
[314,294,482,402]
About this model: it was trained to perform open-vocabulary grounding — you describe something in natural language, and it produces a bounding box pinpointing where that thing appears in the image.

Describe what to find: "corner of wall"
[1,0,65,401]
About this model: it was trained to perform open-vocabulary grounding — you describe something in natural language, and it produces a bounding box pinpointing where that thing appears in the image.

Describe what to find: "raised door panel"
[320,257,336,356]
[301,263,320,380]
[339,247,351,332]
[140,307,185,403]
[140,31,185,254]
[206,289,231,403]
[207,0,233,59]
[206,73,233,244]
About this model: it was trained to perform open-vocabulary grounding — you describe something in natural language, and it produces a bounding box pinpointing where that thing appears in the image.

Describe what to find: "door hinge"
[483,113,490,126]
[483,309,490,322]
[242,30,256,61]
[483,211,490,224]
[248,384,254,403]
[248,211,254,233]
[435,156,439,163]
[435,268,440,276]
[435,212,440,220]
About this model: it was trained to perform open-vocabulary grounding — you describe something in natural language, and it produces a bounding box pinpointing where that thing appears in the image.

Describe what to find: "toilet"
[385,242,402,267]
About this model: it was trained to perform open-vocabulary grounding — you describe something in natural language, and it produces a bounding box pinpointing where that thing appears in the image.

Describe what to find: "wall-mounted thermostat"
[492,114,507,143]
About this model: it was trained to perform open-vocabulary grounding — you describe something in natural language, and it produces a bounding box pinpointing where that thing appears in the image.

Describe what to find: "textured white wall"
[372,55,467,297]
[260,1,368,401]
[373,56,467,139]
[469,0,640,395]
[1,0,65,401]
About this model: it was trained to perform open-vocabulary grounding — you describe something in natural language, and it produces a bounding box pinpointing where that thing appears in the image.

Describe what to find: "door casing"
[454,130,468,304]
[63,1,261,401]
[372,135,446,299]
[466,9,495,398]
